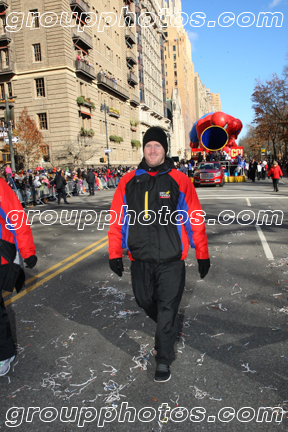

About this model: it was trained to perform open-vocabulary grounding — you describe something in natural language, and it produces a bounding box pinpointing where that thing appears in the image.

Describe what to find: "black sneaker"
[154,364,171,382]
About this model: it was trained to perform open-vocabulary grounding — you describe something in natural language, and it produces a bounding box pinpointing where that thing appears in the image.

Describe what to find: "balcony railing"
[127,72,138,85]
[75,60,96,80]
[124,9,135,25]
[125,28,136,45]
[0,29,12,43]
[72,27,93,50]
[130,91,140,106]
[126,50,137,65]
[97,73,129,100]
[70,0,90,13]
[0,61,15,75]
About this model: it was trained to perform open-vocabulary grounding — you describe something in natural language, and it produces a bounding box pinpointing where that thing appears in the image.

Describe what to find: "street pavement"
[0,176,288,432]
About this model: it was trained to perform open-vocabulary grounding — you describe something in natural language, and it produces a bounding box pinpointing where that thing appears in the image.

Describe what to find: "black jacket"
[54,175,67,189]
[86,171,96,183]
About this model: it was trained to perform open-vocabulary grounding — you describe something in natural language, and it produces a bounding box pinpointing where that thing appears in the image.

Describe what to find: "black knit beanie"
[143,127,168,154]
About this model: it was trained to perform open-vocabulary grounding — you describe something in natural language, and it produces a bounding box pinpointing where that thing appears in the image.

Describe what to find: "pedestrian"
[268,161,283,192]
[257,161,262,181]
[108,126,210,383]
[86,169,96,196]
[0,177,37,376]
[249,159,257,182]
[197,152,203,163]
[53,170,69,204]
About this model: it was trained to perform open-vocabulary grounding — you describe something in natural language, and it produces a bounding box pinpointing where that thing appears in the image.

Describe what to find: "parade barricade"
[65,181,74,198]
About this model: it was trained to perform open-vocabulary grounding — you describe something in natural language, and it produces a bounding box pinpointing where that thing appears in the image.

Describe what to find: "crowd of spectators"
[175,152,288,180]
[76,54,93,67]
[1,165,135,207]
[99,70,117,84]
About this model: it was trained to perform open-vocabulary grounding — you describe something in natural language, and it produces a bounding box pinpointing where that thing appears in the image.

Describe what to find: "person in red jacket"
[268,161,283,192]
[0,178,37,376]
[108,127,210,383]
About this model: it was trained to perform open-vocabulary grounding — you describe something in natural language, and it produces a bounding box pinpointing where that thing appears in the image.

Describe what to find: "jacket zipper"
[144,191,148,219]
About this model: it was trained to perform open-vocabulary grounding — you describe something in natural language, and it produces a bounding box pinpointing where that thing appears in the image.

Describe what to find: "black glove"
[109,258,124,277]
[197,258,210,279]
[24,255,38,269]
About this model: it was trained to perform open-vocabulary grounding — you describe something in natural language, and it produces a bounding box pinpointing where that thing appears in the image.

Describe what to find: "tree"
[53,137,100,167]
[15,107,47,170]
[251,68,288,160]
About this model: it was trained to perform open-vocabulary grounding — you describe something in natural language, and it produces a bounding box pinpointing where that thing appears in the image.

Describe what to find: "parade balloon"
[189,112,243,154]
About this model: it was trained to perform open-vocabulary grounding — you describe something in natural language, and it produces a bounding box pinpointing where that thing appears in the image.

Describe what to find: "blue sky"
[179,0,288,136]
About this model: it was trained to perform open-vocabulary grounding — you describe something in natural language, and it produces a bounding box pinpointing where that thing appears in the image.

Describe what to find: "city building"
[135,0,170,150]
[211,92,221,112]
[0,0,143,167]
[166,87,185,159]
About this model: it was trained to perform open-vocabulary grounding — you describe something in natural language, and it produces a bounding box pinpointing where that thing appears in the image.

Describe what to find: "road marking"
[246,198,251,207]
[2,236,108,299]
[3,237,108,303]
[255,225,274,260]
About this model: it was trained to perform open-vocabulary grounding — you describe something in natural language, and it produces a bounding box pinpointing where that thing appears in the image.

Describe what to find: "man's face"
[144,141,165,168]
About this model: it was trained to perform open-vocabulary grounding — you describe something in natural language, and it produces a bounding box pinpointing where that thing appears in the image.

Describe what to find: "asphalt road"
[1,176,288,432]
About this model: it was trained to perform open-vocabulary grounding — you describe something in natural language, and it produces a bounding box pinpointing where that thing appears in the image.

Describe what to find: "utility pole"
[5,94,15,172]
[100,101,110,166]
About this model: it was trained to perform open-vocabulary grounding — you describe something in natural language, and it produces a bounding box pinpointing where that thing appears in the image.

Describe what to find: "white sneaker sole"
[0,356,15,377]
[154,373,171,383]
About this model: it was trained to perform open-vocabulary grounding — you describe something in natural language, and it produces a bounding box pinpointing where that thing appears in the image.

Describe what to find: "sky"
[178,0,288,137]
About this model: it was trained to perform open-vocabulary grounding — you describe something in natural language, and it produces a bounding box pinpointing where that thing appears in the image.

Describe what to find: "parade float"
[190,112,245,182]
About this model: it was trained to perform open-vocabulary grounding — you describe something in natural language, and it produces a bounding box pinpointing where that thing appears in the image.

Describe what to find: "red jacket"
[108,160,209,262]
[0,178,36,263]
[268,165,283,179]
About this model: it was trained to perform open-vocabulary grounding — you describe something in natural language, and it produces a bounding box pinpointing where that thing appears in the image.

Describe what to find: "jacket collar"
[138,157,176,173]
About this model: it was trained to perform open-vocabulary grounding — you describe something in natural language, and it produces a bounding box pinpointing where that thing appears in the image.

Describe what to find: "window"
[35,78,45,97]
[174,62,177,69]
[38,113,48,130]
[173,45,176,51]
[30,9,39,28]
[33,44,41,62]
[174,71,177,77]
[3,49,9,67]
[7,82,12,98]
[173,54,176,60]
[174,80,177,86]
[0,83,4,99]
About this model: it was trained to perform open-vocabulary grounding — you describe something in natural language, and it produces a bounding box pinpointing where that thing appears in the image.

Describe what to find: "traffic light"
[4,107,14,123]
[100,157,106,163]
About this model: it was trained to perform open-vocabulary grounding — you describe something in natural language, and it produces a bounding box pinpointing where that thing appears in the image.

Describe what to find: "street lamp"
[167,123,172,158]
[5,94,15,172]
[100,101,110,166]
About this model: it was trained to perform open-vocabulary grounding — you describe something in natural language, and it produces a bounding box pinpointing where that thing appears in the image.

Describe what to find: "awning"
[80,110,92,116]
[74,44,88,55]
[72,12,88,26]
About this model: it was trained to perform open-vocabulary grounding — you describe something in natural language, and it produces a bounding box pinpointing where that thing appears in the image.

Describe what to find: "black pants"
[257,171,261,180]
[272,178,279,191]
[88,182,95,195]
[0,293,15,361]
[131,260,185,366]
[57,188,67,204]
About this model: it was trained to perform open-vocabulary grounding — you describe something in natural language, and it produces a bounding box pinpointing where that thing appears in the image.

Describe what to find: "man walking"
[54,170,69,204]
[108,126,210,382]
[86,169,96,196]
